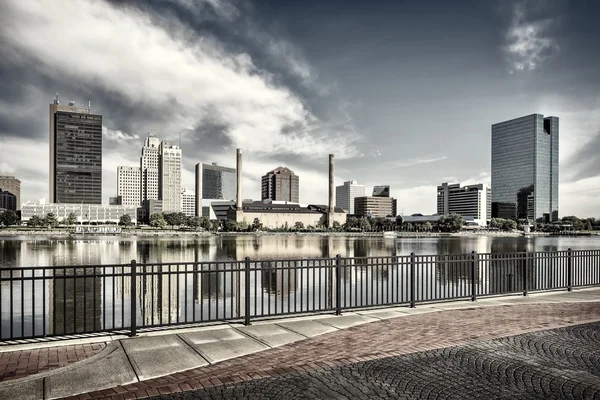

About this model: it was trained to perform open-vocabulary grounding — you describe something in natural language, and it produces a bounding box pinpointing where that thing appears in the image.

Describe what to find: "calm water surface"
[2,234,600,268]
[2,234,599,340]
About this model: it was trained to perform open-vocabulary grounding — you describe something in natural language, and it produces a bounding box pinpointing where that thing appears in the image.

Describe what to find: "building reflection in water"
[0,235,594,339]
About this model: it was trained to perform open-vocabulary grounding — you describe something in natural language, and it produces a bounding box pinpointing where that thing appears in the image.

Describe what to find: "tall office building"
[261,167,299,203]
[49,96,102,204]
[140,136,161,203]
[437,182,491,225]
[336,180,365,214]
[201,163,236,200]
[117,166,141,206]
[0,176,21,210]
[372,185,390,197]
[492,114,559,223]
[159,141,181,212]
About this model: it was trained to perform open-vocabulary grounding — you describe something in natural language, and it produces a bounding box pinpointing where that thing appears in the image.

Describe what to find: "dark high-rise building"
[261,166,299,203]
[49,95,102,204]
[492,114,559,223]
[372,185,390,197]
[0,176,20,210]
[201,163,236,200]
[0,190,17,211]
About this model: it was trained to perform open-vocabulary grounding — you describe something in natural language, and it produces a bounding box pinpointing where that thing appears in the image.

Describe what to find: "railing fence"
[1,249,599,342]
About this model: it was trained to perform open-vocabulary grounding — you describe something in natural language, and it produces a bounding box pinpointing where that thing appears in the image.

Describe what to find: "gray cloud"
[504,1,560,73]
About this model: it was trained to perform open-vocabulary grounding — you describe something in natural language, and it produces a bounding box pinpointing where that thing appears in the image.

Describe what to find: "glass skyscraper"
[202,163,237,200]
[491,114,559,223]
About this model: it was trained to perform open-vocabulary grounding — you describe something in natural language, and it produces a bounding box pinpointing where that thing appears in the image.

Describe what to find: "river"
[2,234,600,268]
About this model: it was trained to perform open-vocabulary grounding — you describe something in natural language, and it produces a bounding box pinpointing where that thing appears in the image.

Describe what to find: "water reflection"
[1,235,599,340]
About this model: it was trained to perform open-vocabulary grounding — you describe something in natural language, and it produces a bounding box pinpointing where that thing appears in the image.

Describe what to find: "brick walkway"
[65,302,600,400]
[0,343,106,382]
[153,322,600,399]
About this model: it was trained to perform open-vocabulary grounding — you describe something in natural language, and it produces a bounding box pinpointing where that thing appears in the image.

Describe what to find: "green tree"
[65,212,78,226]
[358,217,371,232]
[27,215,43,227]
[251,218,263,231]
[223,219,238,232]
[585,220,593,231]
[423,222,433,232]
[163,212,185,228]
[438,213,464,232]
[344,216,359,231]
[561,216,583,230]
[44,212,59,228]
[0,210,19,227]
[294,221,304,230]
[332,220,341,231]
[238,220,249,231]
[199,216,211,230]
[187,216,201,229]
[149,213,167,228]
[119,214,132,226]
[210,219,222,231]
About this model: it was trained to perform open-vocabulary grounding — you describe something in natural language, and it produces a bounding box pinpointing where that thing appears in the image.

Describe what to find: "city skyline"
[1,1,600,217]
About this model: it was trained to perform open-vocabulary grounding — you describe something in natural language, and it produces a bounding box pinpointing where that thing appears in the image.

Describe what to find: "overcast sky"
[1,0,599,217]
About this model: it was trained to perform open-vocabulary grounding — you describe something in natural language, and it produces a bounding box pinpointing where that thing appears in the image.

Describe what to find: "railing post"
[567,248,572,292]
[523,250,528,296]
[410,252,416,308]
[244,257,251,326]
[335,254,342,315]
[130,260,137,337]
[470,251,477,302]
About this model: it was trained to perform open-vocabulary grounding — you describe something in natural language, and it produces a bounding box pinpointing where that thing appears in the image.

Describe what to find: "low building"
[0,189,17,212]
[227,200,345,229]
[437,182,490,226]
[354,196,397,218]
[21,201,138,224]
[181,188,196,217]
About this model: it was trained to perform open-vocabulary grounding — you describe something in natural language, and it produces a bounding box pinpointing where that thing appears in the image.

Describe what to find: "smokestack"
[195,163,201,217]
[328,154,334,228]
[236,149,243,210]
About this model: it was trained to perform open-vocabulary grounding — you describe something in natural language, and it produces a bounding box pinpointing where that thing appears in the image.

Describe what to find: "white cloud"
[0,1,359,159]
[0,0,361,204]
[388,156,447,168]
[504,3,559,73]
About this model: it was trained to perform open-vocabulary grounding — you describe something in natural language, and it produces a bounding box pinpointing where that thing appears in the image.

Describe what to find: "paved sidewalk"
[0,344,106,382]
[0,288,598,400]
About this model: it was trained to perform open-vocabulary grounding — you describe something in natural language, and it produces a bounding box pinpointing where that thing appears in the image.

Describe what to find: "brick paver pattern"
[153,322,600,399]
[0,343,106,382]
[67,302,600,400]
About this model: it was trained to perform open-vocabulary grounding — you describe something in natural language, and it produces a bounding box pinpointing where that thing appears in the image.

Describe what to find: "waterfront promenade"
[0,287,599,399]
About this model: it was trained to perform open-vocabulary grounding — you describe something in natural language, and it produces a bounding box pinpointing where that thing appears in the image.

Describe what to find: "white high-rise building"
[140,136,160,203]
[117,166,141,206]
[181,188,195,217]
[336,180,365,214]
[437,182,491,226]
[160,141,181,212]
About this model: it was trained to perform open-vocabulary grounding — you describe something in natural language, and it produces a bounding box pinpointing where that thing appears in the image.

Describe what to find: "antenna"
[54,93,60,105]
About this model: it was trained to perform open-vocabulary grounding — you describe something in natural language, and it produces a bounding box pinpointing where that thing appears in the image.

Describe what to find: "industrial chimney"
[328,154,335,228]
[236,149,243,220]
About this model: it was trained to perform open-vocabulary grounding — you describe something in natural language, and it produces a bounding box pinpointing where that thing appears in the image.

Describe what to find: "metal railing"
[1,249,599,342]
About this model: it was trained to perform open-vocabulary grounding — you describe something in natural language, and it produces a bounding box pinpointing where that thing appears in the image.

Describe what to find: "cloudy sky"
[1,0,599,217]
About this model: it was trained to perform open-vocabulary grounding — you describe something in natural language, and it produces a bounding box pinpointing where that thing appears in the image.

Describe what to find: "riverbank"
[0,229,558,238]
